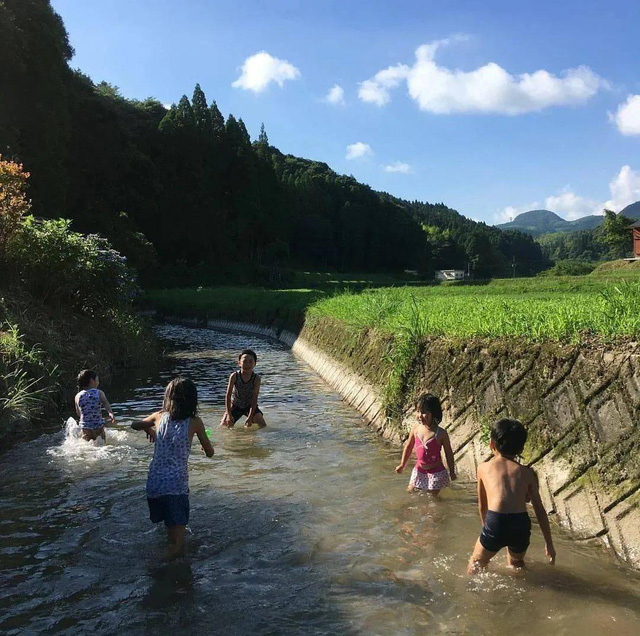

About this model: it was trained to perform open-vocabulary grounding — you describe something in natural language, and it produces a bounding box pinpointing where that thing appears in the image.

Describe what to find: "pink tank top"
[414,429,445,473]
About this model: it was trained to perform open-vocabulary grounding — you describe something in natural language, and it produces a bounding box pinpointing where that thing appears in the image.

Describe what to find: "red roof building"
[630,221,640,258]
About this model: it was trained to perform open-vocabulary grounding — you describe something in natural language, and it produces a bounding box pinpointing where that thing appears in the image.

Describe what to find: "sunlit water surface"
[1,324,639,635]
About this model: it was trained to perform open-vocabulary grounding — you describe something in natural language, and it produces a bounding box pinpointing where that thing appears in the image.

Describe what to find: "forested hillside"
[0,0,547,282]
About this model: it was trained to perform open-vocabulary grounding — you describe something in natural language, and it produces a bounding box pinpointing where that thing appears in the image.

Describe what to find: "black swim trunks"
[479,510,531,554]
[231,404,262,422]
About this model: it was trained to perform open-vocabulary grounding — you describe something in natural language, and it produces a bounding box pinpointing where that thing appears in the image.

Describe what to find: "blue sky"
[52,0,640,224]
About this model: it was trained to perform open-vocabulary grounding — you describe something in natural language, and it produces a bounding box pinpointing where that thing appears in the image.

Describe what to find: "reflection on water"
[1,324,639,635]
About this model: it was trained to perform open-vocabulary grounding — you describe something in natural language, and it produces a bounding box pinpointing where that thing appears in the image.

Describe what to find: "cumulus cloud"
[604,165,640,211]
[544,188,603,220]
[383,161,413,174]
[232,51,300,93]
[359,38,606,114]
[358,64,410,106]
[611,95,640,135]
[346,142,373,160]
[324,84,345,105]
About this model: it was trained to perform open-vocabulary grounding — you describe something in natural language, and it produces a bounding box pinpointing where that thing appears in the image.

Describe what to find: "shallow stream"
[1,324,639,635]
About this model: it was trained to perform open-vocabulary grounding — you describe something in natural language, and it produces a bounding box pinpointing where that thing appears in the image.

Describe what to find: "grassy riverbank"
[0,286,154,440]
[147,265,640,342]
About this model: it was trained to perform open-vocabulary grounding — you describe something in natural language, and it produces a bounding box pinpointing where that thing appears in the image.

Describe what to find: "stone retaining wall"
[167,316,640,569]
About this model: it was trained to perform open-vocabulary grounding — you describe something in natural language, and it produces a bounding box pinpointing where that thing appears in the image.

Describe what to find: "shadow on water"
[138,489,359,636]
[0,473,356,635]
[523,564,640,612]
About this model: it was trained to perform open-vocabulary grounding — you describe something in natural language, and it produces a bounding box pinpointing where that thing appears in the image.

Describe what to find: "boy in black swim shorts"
[468,418,556,573]
[220,349,266,428]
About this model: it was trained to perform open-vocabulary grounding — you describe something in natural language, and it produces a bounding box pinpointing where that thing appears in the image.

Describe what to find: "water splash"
[46,417,132,463]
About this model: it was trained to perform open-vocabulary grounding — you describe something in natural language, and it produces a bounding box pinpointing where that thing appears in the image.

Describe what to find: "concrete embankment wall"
[167,315,640,569]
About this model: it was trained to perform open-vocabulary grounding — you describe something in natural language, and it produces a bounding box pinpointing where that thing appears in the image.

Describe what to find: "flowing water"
[1,324,639,635]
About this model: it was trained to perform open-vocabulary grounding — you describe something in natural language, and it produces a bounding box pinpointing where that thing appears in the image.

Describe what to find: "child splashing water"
[395,393,456,495]
[132,377,214,558]
[74,369,116,442]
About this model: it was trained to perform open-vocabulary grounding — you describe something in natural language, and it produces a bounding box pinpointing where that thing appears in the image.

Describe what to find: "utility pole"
[512,256,516,278]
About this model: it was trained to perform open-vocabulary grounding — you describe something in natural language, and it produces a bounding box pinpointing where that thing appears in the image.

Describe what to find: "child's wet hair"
[415,392,442,423]
[163,377,198,421]
[77,369,97,390]
[239,349,257,363]
[491,418,527,456]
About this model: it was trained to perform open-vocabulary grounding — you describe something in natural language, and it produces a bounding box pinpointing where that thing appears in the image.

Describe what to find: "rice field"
[146,269,640,342]
[307,280,640,341]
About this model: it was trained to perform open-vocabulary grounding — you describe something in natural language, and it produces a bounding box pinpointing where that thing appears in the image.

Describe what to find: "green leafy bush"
[8,217,138,314]
[539,260,596,277]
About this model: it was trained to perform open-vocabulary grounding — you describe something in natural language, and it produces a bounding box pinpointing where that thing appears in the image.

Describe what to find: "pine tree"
[174,95,196,130]
[236,118,251,146]
[191,83,210,132]
[258,123,269,146]
[209,101,225,139]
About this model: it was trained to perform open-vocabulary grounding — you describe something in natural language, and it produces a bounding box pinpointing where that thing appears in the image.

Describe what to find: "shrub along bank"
[0,158,154,442]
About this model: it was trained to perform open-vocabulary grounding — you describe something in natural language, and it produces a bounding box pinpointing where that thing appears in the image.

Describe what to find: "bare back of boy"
[469,457,537,571]
[481,456,533,513]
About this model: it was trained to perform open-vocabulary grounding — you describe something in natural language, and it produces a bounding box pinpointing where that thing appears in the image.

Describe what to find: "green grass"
[308,280,640,341]
[147,270,640,342]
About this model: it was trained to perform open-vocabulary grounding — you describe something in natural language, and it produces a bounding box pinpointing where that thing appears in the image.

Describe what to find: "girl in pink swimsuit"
[395,393,456,494]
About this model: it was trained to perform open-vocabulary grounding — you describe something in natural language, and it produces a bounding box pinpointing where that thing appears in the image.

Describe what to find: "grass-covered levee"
[0,156,155,443]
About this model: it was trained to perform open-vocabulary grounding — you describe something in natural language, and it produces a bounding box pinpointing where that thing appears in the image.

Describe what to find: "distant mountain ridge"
[496,202,640,236]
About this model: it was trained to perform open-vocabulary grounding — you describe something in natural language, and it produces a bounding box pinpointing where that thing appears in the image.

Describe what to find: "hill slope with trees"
[1,0,547,281]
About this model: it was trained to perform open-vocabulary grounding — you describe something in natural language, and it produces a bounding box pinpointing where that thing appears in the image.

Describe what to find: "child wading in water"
[468,418,556,574]
[132,377,214,557]
[395,393,456,494]
[220,349,266,428]
[75,369,116,441]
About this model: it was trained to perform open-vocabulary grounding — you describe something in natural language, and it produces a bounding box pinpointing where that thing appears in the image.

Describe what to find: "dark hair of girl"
[77,369,97,390]
[239,349,257,363]
[415,392,443,424]
[163,377,198,421]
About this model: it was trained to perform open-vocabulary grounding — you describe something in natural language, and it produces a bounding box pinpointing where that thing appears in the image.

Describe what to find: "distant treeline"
[537,213,634,264]
[1,0,549,283]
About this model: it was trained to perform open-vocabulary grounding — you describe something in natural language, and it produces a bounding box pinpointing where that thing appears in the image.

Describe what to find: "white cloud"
[346,142,373,160]
[232,51,300,93]
[383,161,413,174]
[162,102,172,110]
[358,64,410,106]
[324,84,345,105]
[604,165,640,211]
[544,188,602,220]
[611,95,640,136]
[359,38,606,114]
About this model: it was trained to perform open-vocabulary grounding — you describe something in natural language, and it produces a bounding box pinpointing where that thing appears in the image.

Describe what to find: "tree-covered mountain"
[496,209,605,235]
[620,201,640,220]
[497,203,640,237]
[0,0,549,282]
